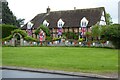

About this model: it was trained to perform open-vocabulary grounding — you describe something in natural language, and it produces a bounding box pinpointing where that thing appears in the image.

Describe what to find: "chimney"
[74,7,76,10]
[47,6,50,14]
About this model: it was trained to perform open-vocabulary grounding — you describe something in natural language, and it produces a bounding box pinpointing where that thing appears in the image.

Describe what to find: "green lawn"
[2,47,118,73]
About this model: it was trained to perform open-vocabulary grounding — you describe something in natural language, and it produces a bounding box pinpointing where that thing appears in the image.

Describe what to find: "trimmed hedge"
[2,29,38,42]
[11,29,27,37]
[2,35,13,41]
[24,36,38,42]
[2,24,18,38]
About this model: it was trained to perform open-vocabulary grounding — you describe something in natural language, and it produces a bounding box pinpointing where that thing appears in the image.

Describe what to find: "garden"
[1,24,119,76]
[2,47,118,74]
[1,24,120,49]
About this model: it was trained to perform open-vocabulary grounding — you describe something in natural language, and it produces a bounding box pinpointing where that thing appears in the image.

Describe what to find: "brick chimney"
[47,6,50,14]
[74,7,76,10]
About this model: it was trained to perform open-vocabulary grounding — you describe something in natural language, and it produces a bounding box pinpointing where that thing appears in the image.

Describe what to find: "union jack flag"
[57,28,62,36]
[27,29,32,36]
[81,28,86,36]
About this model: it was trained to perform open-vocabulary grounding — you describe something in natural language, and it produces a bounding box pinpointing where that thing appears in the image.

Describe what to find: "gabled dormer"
[80,17,89,27]
[27,21,33,29]
[57,19,65,28]
[99,11,106,25]
[43,20,49,27]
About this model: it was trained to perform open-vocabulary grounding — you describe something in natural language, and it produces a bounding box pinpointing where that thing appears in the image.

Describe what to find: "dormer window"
[43,20,49,27]
[81,21,87,27]
[80,17,89,27]
[99,12,106,25]
[57,19,65,28]
[27,21,33,29]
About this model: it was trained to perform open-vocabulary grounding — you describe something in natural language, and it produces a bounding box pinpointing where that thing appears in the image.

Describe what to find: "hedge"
[2,35,13,41]
[24,36,38,42]
[2,24,18,38]
[11,29,27,37]
[2,29,38,42]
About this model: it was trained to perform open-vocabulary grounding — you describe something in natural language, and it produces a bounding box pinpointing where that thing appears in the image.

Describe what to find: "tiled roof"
[22,7,106,29]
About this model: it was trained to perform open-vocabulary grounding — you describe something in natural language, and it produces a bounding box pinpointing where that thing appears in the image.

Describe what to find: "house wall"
[23,27,92,40]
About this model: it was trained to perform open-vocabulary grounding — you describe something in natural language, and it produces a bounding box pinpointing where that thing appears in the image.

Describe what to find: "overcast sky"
[7,0,119,24]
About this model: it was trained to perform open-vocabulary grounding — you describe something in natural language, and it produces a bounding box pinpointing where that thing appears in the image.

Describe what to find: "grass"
[2,47,118,73]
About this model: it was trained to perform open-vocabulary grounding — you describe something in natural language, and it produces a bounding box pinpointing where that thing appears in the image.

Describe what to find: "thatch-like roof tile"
[22,7,105,29]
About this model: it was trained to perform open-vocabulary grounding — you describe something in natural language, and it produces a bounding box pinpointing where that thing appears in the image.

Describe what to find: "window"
[43,20,49,27]
[82,22,86,27]
[57,19,65,28]
[80,17,88,27]
[27,21,33,29]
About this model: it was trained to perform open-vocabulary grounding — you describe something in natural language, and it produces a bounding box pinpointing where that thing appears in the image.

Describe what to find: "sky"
[7,0,119,24]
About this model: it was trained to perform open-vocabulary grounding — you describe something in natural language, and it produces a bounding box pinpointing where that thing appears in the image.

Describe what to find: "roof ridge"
[37,7,104,15]
[54,7,104,12]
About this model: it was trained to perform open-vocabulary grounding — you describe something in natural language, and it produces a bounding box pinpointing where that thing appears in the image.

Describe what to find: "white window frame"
[57,19,65,28]
[80,17,88,27]
[43,20,49,27]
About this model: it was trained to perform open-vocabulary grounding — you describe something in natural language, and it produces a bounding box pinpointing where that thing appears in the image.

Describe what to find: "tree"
[91,24,101,40]
[91,24,107,41]
[17,18,25,27]
[2,1,22,27]
[106,13,113,25]
[104,24,120,49]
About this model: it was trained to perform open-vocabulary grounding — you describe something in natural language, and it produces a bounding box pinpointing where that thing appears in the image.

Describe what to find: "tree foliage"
[106,13,113,25]
[91,24,107,40]
[63,32,78,40]
[92,24,120,48]
[91,25,101,40]
[17,18,25,27]
[104,24,120,49]
[2,2,24,27]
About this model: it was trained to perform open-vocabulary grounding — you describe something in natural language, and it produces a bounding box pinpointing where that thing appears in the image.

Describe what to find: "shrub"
[2,35,12,41]
[104,24,120,49]
[85,32,91,37]
[45,36,52,41]
[91,24,108,41]
[78,38,84,42]
[52,37,61,41]
[11,29,27,37]
[2,24,18,38]
[2,29,38,42]
[24,36,38,42]
[63,32,78,40]
[35,25,50,36]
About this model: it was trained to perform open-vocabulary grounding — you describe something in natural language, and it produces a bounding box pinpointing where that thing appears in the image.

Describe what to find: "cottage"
[22,7,106,40]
